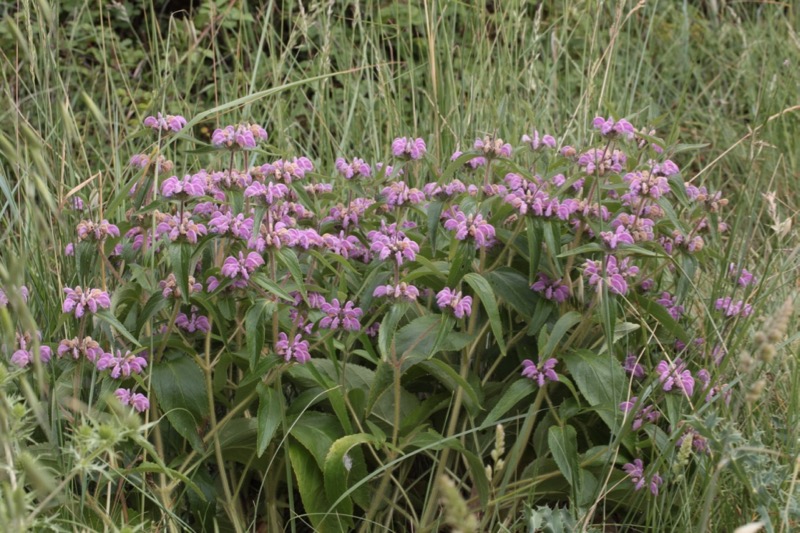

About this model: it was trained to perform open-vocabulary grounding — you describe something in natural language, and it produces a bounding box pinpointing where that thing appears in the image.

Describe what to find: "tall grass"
[1,0,799,531]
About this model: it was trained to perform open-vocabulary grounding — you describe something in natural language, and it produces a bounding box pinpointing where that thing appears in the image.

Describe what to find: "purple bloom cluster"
[319,299,363,331]
[715,297,753,318]
[161,174,206,199]
[521,130,556,151]
[57,336,104,362]
[473,136,512,158]
[592,116,635,141]
[221,252,265,281]
[97,350,148,378]
[0,285,29,307]
[212,123,268,149]
[373,282,420,301]
[391,137,427,160]
[530,273,570,303]
[76,219,121,242]
[442,208,496,248]
[619,398,661,430]
[436,288,472,319]
[8,331,52,368]
[176,307,211,333]
[275,332,311,363]
[63,286,111,318]
[521,358,558,387]
[143,113,187,133]
[115,388,150,413]
[655,358,695,397]
[368,224,419,265]
[622,458,663,495]
[583,255,639,296]
[335,157,372,179]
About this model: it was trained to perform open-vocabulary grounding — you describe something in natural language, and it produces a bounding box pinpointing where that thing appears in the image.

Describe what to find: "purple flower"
[97,350,148,378]
[729,263,757,287]
[221,251,264,281]
[577,148,627,175]
[373,282,420,302]
[176,307,211,333]
[436,288,473,319]
[583,255,639,296]
[160,174,206,198]
[368,226,419,265]
[391,137,427,160]
[323,198,375,229]
[63,286,111,318]
[319,299,363,331]
[521,130,556,151]
[442,208,496,248]
[244,181,289,206]
[159,273,202,300]
[257,157,314,184]
[155,212,208,244]
[335,157,372,179]
[715,297,753,318]
[623,170,670,200]
[8,332,51,367]
[656,358,695,397]
[212,123,267,149]
[76,219,121,242]
[622,459,662,495]
[530,273,570,303]
[521,358,559,387]
[623,355,646,380]
[115,388,150,413]
[208,211,254,240]
[274,332,311,363]
[473,136,512,158]
[619,398,661,430]
[449,150,486,169]
[381,181,425,208]
[143,112,187,133]
[600,225,635,250]
[57,337,105,362]
[655,292,685,320]
[592,116,635,141]
[676,426,708,454]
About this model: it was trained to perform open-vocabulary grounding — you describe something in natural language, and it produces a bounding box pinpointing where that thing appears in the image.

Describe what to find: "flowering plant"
[4,111,772,532]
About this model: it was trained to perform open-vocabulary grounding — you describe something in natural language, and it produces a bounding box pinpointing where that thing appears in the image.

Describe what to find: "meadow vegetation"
[1,1,800,531]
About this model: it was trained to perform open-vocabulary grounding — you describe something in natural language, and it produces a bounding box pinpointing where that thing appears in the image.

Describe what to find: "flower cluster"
[521,358,558,387]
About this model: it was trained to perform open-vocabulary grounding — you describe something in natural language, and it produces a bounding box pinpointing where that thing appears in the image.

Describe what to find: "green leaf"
[135,293,168,336]
[250,272,294,302]
[417,359,481,416]
[426,200,444,252]
[562,349,626,433]
[289,441,350,532]
[378,302,408,360]
[543,222,562,276]
[151,354,209,452]
[276,248,306,299]
[323,434,383,521]
[256,384,283,457]
[548,425,580,491]
[96,310,141,347]
[482,379,536,427]
[168,243,193,305]
[246,299,275,368]
[630,292,691,343]
[463,272,507,355]
[540,311,582,359]
[486,267,536,318]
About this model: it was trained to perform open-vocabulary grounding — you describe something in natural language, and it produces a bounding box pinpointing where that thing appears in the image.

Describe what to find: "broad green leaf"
[540,311,582,359]
[323,434,383,521]
[378,302,408,360]
[168,243,193,305]
[250,272,294,301]
[256,383,283,457]
[548,425,580,491]
[562,349,626,432]
[630,292,691,343]
[486,267,536,318]
[289,441,350,532]
[482,379,536,427]
[417,359,481,416]
[276,248,306,299]
[290,411,342,469]
[463,272,507,355]
[96,310,141,347]
[246,299,275,368]
[151,354,209,452]
[543,222,562,276]
[135,292,167,336]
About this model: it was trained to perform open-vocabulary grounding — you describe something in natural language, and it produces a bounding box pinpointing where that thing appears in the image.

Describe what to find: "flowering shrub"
[4,111,774,531]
